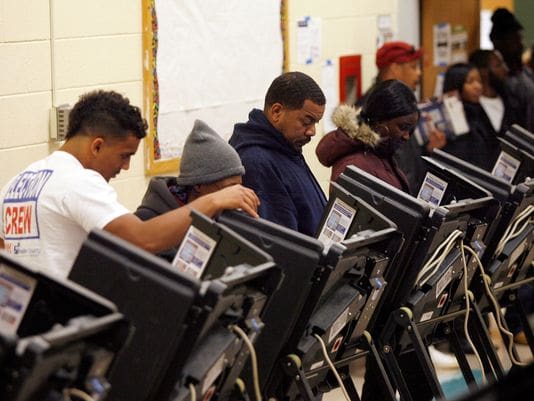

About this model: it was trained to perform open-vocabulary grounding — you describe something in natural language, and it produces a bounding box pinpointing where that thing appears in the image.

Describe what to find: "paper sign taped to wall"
[297,16,322,65]
[433,23,451,66]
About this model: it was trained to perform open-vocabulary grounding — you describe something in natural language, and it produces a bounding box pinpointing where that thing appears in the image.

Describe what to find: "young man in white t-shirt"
[0,90,259,278]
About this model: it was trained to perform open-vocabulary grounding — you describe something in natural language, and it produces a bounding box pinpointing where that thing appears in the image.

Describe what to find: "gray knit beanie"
[175,119,245,186]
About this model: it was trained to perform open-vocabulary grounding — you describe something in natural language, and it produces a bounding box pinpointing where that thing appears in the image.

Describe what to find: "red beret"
[376,41,423,69]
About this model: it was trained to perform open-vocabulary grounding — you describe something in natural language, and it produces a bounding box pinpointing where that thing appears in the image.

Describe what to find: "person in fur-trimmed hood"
[316,79,419,194]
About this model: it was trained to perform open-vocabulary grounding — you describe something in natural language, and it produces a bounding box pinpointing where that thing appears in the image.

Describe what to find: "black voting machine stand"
[217,209,334,401]
[454,359,534,401]
[336,162,503,401]
[0,252,130,401]
[430,148,534,356]
[69,228,200,401]
[455,308,534,401]
[504,124,534,162]
[493,128,534,187]
[217,180,404,401]
[69,210,281,401]
[167,211,281,401]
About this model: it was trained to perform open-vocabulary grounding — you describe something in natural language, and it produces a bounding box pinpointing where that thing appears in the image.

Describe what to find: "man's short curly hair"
[264,71,325,110]
[66,90,148,140]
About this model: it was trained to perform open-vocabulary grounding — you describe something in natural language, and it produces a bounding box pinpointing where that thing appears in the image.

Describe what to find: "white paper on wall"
[450,25,468,64]
[321,59,338,134]
[480,10,493,50]
[155,0,283,160]
[433,23,451,67]
[296,16,322,65]
[377,14,394,48]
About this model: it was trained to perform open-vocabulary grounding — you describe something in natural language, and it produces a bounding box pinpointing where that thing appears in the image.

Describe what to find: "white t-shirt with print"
[479,95,505,133]
[0,151,129,278]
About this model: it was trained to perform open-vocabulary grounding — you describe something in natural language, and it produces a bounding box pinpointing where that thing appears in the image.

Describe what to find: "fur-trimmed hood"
[316,104,383,168]
[331,104,381,147]
[316,105,411,192]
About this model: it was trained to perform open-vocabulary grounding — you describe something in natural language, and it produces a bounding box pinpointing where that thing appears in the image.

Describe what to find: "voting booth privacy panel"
[217,209,330,396]
[218,185,403,400]
[69,212,281,401]
[3,131,531,401]
[167,212,281,401]
[336,162,506,400]
[430,147,534,355]
[0,253,130,401]
[338,162,498,336]
[69,229,201,401]
[286,185,403,401]
[431,148,534,298]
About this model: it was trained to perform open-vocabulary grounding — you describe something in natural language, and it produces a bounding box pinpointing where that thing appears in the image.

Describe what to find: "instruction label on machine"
[172,226,217,279]
[417,172,448,207]
[0,264,36,336]
[420,311,434,322]
[318,198,357,247]
[491,151,520,183]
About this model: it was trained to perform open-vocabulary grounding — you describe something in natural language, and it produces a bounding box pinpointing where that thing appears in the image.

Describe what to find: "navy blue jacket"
[229,109,327,237]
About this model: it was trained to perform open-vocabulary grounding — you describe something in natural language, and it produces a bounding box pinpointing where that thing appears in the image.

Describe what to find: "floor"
[322,331,533,401]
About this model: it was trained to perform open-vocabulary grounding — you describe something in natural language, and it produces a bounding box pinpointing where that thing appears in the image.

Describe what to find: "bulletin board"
[142,0,288,174]
[420,0,480,100]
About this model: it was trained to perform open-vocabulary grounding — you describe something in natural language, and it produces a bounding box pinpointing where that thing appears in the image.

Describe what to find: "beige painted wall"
[0,0,405,209]
[288,0,401,192]
[0,0,145,210]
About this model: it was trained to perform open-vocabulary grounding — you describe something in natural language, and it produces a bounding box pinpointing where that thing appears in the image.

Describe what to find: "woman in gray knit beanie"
[134,119,246,260]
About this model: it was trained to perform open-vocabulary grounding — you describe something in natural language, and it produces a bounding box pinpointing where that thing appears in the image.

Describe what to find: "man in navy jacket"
[229,71,327,236]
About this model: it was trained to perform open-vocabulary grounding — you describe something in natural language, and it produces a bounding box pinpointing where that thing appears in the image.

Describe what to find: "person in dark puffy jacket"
[316,79,419,194]
[135,119,246,261]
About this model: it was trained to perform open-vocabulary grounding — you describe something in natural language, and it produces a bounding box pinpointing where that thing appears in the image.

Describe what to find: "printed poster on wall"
[450,25,468,63]
[377,14,394,48]
[433,23,451,67]
[321,59,338,133]
[296,16,322,65]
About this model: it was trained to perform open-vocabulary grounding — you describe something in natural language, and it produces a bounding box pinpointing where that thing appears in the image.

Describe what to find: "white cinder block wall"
[0,0,417,209]
[288,0,419,192]
[0,0,145,211]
